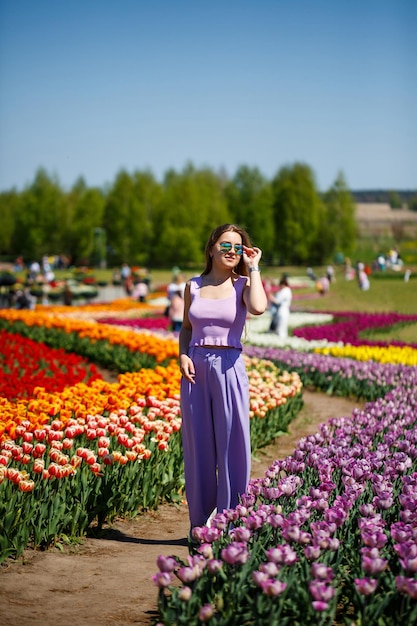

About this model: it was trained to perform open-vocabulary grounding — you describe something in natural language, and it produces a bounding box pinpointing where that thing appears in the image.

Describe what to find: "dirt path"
[0,391,363,626]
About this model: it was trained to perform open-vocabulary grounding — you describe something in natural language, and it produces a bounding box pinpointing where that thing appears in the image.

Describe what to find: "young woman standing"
[179,224,267,541]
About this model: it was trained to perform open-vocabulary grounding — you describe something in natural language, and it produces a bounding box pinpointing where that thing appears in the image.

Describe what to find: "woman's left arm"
[243,246,268,315]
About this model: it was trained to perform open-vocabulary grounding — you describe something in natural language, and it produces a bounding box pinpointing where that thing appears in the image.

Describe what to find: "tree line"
[351,189,417,208]
[0,162,357,269]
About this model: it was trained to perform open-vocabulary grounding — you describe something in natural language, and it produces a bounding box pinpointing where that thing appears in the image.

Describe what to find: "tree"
[322,172,357,261]
[129,170,162,266]
[225,166,275,263]
[271,163,324,265]
[151,163,230,267]
[408,196,417,212]
[103,169,162,268]
[68,187,105,265]
[388,190,402,209]
[11,169,66,262]
[0,190,18,256]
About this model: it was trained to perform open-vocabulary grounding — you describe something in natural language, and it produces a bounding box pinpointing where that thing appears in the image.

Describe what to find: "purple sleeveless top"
[188,275,248,349]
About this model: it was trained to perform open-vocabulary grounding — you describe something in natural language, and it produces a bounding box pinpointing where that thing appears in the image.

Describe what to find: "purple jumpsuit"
[180,275,251,529]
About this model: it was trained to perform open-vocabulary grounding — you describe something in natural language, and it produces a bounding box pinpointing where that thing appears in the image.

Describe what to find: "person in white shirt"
[270,276,292,338]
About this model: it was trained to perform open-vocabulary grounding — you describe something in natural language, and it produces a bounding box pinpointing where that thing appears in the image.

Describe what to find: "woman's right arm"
[179,282,195,383]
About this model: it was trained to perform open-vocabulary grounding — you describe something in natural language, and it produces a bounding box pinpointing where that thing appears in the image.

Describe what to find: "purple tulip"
[304,544,322,561]
[156,555,178,573]
[260,579,287,596]
[221,542,249,566]
[266,544,298,566]
[230,526,252,542]
[354,577,378,595]
[309,580,335,602]
[152,571,173,588]
[197,543,214,560]
[206,559,223,574]
[177,565,201,584]
[252,570,269,586]
[198,603,214,622]
[178,586,192,601]
[396,576,417,599]
[362,555,388,575]
[399,555,417,574]
[310,563,334,581]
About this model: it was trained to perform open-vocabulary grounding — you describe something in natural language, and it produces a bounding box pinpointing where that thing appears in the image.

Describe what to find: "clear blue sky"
[1,0,416,193]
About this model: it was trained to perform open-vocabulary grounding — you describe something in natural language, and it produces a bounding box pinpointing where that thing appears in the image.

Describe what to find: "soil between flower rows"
[0,390,363,626]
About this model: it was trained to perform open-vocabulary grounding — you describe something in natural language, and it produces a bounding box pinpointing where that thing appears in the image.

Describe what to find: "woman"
[179,224,267,542]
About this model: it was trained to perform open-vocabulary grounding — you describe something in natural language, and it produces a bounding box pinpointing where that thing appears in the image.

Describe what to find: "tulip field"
[0,300,302,563]
[1,297,417,625]
[152,312,417,625]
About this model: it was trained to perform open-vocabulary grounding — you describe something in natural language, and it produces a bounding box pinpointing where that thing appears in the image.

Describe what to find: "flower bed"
[0,315,303,562]
[2,303,416,623]
[0,328,102,399]
[293,311,417,348]
[153,349,417,625]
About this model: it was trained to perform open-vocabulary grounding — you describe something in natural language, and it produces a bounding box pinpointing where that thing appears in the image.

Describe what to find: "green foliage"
[408,196,417,212]
[153,163,231,266]
[225,166,275,261]
[271,163,325,264]
[322,172,357,260]
[388,190,402,209]
[0,190,18,254]
[104,169,160,267]
[0,161,364,269]
[11,168,67,261]
[68,187,105,265]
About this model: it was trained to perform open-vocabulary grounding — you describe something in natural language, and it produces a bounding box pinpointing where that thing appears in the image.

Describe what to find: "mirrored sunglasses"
[219,242,243,255]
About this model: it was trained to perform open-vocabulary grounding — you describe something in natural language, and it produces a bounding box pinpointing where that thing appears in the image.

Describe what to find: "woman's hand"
[243,245,262,268]
[180,354,195,384]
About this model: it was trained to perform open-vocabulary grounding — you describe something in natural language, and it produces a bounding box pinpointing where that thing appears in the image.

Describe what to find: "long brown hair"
[201,224,252,277]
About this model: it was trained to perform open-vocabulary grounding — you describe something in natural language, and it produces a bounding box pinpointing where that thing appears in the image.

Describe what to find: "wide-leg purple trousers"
[180,346,251,528]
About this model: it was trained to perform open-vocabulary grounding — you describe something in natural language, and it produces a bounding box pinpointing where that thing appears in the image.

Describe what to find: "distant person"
[357,263,370,291]
[307,267,317,281]
[168,288,184,332]
[28,260,40,283]
[316,276,330,296]
[15,288,35,310]
[344,258,355,281]
[377,254,386,271]
[166,272,186,316]
[326,264,335,283]
[167,272,186,300]
[270,276,292,338]
[132,280,148,302]
[63,283,73,306]
[112,269,121,285]
[263,278,278,331]
[121,263,132,295]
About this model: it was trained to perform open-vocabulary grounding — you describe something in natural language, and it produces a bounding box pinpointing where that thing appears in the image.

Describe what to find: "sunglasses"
[219,242,244,255]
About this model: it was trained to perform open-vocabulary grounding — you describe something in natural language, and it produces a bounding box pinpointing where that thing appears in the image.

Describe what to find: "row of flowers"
[0,328,103,400]
[247,310,417,366]
[0,329,303,561]
[0,306,178,364]
[154,347,417,625]
[292,311,417,348]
